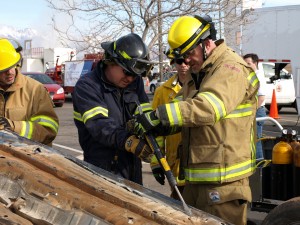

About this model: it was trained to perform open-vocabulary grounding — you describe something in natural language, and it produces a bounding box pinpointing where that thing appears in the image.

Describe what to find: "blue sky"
[0,0,51,30]
[0,0,299,30]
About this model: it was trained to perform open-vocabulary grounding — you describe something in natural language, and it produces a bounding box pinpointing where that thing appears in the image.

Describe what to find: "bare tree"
[46,0,243,62]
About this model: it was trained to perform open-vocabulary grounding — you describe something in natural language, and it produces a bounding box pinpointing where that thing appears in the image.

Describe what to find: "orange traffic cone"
[269,89,279,119]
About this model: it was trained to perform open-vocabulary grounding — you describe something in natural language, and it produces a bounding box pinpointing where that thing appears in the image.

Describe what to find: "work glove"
[0,117,12,130]
[126,119,135,134]
[150,155,165,185]
[134,111,160,136]
[125,119,149,138]
[125,135,153,162]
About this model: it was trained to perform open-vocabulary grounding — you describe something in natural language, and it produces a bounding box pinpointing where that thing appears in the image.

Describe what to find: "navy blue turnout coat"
[72,61,149,185]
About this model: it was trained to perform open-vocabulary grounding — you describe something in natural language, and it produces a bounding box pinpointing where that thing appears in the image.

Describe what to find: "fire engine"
[46,53,103,95]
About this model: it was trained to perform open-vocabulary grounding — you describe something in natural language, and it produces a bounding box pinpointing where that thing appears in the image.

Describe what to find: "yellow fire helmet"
[0,38,22,72]
[167,15,216,59]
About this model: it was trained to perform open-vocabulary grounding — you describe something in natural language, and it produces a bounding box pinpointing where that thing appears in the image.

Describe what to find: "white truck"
[239,5,300,114]
[233,5,300,225]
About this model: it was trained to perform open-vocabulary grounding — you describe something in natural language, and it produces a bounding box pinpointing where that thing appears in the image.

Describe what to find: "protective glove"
[152,167,165,185]
[134,111,160,136]
[150,155,165,185]
[126,119,135,134]
[125,135,153,162]
[0,117,12,130]
[126,118,154,138]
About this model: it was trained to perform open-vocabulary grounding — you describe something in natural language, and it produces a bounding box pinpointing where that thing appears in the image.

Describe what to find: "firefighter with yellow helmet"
[150,57,189,199]
[134,15,259,225]
[0,38,59,145]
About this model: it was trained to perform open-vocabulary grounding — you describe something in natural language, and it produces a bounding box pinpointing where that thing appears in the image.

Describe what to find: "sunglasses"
[175,58,187,65]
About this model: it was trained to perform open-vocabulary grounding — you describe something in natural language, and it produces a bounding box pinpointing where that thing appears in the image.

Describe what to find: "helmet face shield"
[127,58,153,75]
[114,57,153,77]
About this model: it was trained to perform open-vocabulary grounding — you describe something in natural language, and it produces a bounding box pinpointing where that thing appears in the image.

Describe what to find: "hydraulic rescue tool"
[136,104,192,216]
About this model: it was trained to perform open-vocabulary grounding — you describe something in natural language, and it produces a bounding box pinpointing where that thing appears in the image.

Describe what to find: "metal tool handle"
[145,135,176,187]
[135,103,192,215]
[145,134,192,216]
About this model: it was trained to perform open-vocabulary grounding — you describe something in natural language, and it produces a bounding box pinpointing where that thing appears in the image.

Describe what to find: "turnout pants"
[183,178,251,225]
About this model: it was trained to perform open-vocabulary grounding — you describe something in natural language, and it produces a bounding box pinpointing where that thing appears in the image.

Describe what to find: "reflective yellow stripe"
[20,121,34,139]
[185,122,256,182]
[185,159,254,182]
[30,115,59,133]
[165,102,183,126]
[114,42,132,59]
[82,106,108,123]
[73,111,83,122]
[224,103,253,119]
[247,72,259,87]
[199,92,226,121]
[171,95,183,103]
[134,102,152,115]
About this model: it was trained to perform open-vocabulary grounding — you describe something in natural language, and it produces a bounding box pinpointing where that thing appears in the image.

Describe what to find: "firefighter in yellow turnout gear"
[151,59,189,199]
[134,15,259,225]
[0,38,59,146]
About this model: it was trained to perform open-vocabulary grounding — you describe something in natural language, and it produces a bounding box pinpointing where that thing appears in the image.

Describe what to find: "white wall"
[44,48,76,69]
[21,58,44,72]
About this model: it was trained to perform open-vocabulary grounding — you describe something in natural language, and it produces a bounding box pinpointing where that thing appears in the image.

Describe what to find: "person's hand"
[126,119,135,134]
[125,119,149,137]
[151,167,165,185]
[125,135,153,162]
[150,154,165,185]
[134,111,160,136]
[0,117,12,130]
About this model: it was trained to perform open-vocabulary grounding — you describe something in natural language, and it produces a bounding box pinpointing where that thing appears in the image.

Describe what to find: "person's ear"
[204,39,211,49]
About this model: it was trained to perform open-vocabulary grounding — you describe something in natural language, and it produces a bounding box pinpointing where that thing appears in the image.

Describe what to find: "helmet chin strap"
[201,40,207,61]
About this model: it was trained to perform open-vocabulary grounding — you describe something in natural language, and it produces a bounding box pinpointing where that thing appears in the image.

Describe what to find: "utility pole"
[157,0,163,80]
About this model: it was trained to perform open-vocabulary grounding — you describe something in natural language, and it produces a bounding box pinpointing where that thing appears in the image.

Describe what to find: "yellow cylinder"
[272,141,293,164]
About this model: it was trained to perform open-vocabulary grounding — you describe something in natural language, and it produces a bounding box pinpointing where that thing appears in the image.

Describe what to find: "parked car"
[23,72,65,107]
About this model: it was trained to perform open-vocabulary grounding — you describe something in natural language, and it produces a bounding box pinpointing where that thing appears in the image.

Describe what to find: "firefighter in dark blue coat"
[72,33,154,185]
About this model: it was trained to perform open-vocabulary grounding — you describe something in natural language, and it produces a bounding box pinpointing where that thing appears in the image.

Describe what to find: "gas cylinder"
[271,129,293,200]
[292,136,300,197]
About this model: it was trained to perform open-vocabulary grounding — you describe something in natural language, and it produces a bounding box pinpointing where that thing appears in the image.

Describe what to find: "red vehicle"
[23,72,65,107]
[45,65,63,86]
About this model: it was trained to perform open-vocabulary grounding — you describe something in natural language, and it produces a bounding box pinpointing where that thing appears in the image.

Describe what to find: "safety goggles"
[125,58,153,75]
